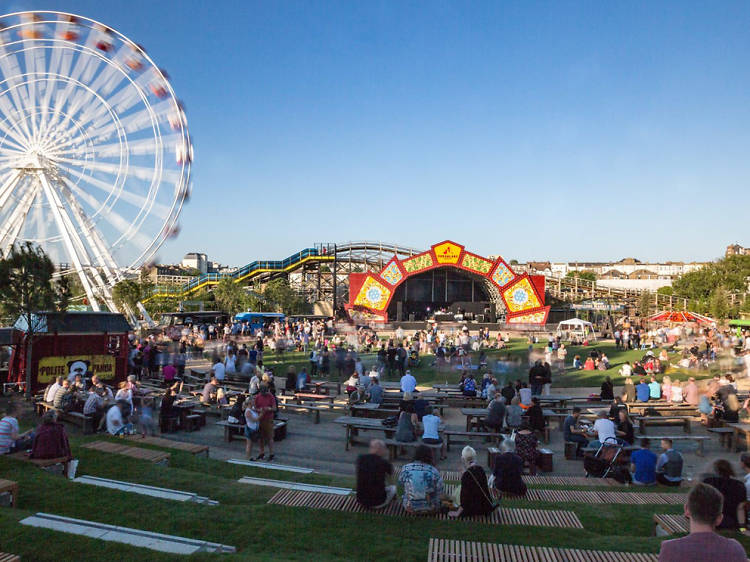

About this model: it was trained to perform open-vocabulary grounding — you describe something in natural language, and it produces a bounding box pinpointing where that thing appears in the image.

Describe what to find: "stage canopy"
[646,311,716,325]
[556,317,597,340]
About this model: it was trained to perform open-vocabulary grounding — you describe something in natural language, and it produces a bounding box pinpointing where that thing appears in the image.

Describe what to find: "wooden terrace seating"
[502,488,686,505]
[6,451,72,473]
[81,441,170,465]
[0,479,18,508]
[267,489,583,528]
[427,539,658,562]
[0,554,20,562]
[653,513,689,536]
[124,435,209,456]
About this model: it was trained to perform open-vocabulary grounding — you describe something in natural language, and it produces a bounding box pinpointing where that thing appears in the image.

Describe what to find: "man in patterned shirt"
[398,445,444,514]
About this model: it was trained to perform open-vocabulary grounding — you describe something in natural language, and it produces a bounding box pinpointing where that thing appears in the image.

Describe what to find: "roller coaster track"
[144,241,421,301]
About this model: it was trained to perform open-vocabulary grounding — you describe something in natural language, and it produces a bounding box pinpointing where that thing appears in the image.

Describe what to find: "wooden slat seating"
[653,513,689,536]
[123,435,209,456]
[0,553,20,562]
[267,489,583,528]
[503,489,686,505]
[6,450,72,473]
[394,468,620,487]
[81,441,170,465]
[427,538,658,561]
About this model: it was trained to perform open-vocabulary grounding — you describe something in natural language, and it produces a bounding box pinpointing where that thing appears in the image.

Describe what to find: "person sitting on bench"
[44,376,62,403]
[201,377,219,404]
[449,446,494,518]
[629,438,657,485]
[700,459,748,531]
[420,406,446,460]
[356,439,396,509]
[106,400,134,436]
[0,402,32,454]
[563,407,589,455]
[515,421,539,475]
[525,397,545,434]
[367,377,384,405]
[658,482,746,561]
[30,410,71,460]
[655,438,683,487]
[483,394,506,432]
[492,438,527,496]
[398,445,444,514]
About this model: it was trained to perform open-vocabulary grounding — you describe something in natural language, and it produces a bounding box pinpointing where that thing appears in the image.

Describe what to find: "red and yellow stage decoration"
[346,240,549,324]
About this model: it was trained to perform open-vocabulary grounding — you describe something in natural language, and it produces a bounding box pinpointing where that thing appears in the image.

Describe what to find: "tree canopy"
[566,270,597,282]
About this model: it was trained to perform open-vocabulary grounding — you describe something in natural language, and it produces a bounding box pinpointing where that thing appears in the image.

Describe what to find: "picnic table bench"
[635,434,709,456]
[82,441,171,465]
[727,422,750,452]
[216,419,288,442]
[279,403,325,424]
[36,401,94,433]
[707,426,735,449]
[350,403,399,419]
[653,513,688,536]
[384,438,442,462]
[293,393,336,407]
[333,415,444,450]
[635,416,691,434]
[444,430,503,451]
[0,479,18,508]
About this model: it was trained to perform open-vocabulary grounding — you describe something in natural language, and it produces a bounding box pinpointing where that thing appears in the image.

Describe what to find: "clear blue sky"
[17,0,750,265]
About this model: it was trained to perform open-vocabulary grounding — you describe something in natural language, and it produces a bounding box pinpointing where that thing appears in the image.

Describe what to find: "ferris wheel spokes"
[0,173,35,254]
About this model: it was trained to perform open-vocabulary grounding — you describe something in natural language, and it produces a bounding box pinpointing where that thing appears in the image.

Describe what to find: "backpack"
[382,416,398,428]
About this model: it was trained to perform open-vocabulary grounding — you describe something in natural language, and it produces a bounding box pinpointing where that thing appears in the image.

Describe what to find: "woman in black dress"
[449,446,495,518]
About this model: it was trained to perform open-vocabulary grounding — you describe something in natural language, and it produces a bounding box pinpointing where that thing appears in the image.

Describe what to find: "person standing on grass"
[658,482,746,561]
[356,439,396,509]
[253,385,276,461]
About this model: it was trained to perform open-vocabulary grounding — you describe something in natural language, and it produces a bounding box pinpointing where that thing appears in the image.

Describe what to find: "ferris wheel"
[0,11,192,312]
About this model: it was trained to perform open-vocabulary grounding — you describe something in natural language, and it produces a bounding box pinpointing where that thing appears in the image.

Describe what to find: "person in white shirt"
[400,370,417,393]
[224,353,237,375]
[106,402,132,435]
[592,410,617,446]
[45,377,62,403]
[212,359,226,381]
[619,362,633,377]
[519,385,532,406]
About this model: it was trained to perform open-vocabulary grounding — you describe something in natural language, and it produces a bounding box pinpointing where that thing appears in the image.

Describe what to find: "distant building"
[144,265,197,285]
[182,252,208,274]
[726,244,750,257]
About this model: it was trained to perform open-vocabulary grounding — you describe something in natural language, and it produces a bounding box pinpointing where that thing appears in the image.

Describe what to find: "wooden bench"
[636,416,691,434]
[6,451,72,474]
[36,402,94,434]
[635,434,709,456]
[124,435,209,456]
[384,439,442,462]
[427,539,658,561]
[0,479,18,508]
[653,513,688,535]
[0,554,20,562]
[81,441,170,465]
[279,403,324,424]
[707,427,734,449]
[444,430,503,451]
[502,488,686,505]
[293,393,335,408]
[216,419,287,443]
[267,489,583,528]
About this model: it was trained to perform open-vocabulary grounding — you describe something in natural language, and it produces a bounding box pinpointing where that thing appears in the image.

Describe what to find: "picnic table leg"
[465,417,470,432]
[345,426,351,451]
[684,420,690,434]
[734,429,741,453]
[639,420,645,434]
[698,439,704,457]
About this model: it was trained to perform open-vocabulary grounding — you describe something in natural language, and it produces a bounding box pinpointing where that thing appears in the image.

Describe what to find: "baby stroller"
[584,437,623,479]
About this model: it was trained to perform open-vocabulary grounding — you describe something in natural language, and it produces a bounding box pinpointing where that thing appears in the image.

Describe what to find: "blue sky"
[14,1,750,265]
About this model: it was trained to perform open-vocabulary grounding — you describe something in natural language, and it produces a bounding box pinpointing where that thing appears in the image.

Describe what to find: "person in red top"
[30,411,72,460]
[658,482,746,562]
[253,385,277,461]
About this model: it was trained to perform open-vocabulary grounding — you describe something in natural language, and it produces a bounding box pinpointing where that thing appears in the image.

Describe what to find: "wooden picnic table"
[460,407,488,431]
[432,384,461,394]
[0,479,18,508]
[333,415,444,450]
[634,416,691,434]
[727,422,750,453]
[534,395,574,408]
[293,393,336,406]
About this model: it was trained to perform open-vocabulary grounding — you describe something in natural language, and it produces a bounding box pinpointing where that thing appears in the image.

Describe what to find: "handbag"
[466,465,500,510]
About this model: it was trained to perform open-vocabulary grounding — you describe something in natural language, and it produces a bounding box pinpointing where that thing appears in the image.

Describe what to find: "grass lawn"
[257,338,716,390]
[0,402,748,559]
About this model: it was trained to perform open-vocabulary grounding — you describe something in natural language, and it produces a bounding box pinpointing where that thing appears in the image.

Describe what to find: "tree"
[0,243,68,397]
[263,278,310,315]
[637,291,651,317]
[112,279,142,312]
[566,270,596,282]
[212,278,247,315]
[709,286,730,320]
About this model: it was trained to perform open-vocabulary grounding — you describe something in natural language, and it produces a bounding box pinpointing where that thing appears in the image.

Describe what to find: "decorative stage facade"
[346,241,549,325]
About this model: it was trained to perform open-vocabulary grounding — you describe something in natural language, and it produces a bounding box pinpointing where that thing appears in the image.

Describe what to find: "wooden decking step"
[395,468,619,487]
[226,459,314,474]
[124,435,209,456]
[75,475,218,505]
[267,490,583,528]
[238,477,352,495]
[427,538,658,561]
[0,554,20,562]
[81,441,170,465]
[653,513,689,536]
[20,512,235,554]
[506,488,686,505]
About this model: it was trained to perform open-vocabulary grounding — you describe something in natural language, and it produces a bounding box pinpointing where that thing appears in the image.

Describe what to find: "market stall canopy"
[556,317,597,341]
[13,312,130,334]
[646,311,715,325]
[558,318,595,329]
